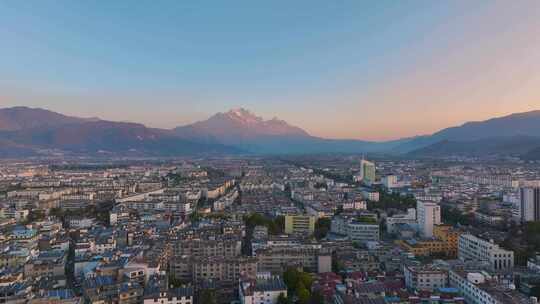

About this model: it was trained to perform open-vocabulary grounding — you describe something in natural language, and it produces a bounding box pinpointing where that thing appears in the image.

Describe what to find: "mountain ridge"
[2,106,540,157]
[0,107,240,156]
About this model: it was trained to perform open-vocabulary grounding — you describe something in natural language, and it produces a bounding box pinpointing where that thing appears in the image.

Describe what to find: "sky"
[1,1,539,141]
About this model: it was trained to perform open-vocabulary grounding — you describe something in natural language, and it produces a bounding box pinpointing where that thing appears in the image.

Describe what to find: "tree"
[168,275,184,288]
[313,182,327,190]
[244,213,284,235]
[296,282,311,304]
[25,209,46,223]
[314,218,331,240]
[277,293,288,304]
[283,267,300,291]
[189,211,201,222]
[197,289,217,304]
[309,290,325,304]
[368,187,417,211]
[530,284,540,299]
[441,205,473,225]
[332,257,344,273]
[298,272,314,290]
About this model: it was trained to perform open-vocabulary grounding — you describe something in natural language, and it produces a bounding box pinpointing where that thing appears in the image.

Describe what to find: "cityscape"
[2,2,540,304]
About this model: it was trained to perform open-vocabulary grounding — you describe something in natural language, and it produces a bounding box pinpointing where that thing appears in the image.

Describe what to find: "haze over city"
[1,1,540,140]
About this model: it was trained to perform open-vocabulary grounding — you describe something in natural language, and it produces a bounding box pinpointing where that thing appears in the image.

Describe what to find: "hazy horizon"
[1,1,539,141]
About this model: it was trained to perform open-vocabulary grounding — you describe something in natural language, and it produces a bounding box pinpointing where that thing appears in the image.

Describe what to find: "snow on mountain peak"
[225,108,262,124]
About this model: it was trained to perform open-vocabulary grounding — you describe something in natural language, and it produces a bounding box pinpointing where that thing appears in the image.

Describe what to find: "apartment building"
[417,201,441,238]
[404,265,448,292]
[331,215,380,242]
[284,215,316,236]
[255,246,332,274]
[239,275,287,304]
[458,234,514,271]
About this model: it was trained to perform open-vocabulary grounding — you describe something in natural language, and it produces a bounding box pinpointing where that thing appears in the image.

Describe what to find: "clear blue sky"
[1,1,539,140]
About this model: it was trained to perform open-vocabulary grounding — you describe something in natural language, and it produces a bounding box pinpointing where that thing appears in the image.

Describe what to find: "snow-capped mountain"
[174,108,309,140]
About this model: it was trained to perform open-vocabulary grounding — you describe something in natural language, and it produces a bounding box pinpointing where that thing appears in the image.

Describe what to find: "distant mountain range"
[400,111,540,158]
[1,106,540,158]
[0,107,238,157]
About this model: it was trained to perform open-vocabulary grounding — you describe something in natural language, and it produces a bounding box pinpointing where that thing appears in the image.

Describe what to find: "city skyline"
[1,1,540,140]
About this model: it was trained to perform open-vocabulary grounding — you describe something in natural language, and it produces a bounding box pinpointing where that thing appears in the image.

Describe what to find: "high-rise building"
[417,201,441,238]
[520,187,540,222]
[357,159,376,185]
[382,175,398,189]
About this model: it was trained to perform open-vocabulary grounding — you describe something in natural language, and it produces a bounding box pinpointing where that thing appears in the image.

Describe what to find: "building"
[382,175,398,189]
[361,189,380,202]
[239,275,287,304]
[417,201,441,238]
[474,211,504,226]
[170,256,257,286]
[520,187,540,222]
[143,287,193,304]
[404,265,448,292]
[458,234,514,271]
[433,225,461,258]
[449,269,528,304]
[0,208,29,222]
[68,217,95,229]
[354,159,376,185]
[396,238,448,257]
[255,245,332,274]
[173,236,242,258]
[386,208,416,234]
[284,215,316,236]
[342,200,367,211]
[143,276,193,304]
[24,250,67,279]
[331,215,380,243]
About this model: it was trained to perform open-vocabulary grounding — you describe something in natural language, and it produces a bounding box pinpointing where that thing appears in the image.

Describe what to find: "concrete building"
[0,208,29,222]
[361,189,380,202]
[170,256,257,286]
[143,276,193,304]
[284,215,316,236]
[331,215,380,242]
[417,201,441,238]
[474,211,504,226]
[239,275,287,304]
[143,288,193,304]
[386,208,416,234]
[449,269,528,304]
[382,175,398,189]
[520,187,540,222]
[396,238,449,257]
[433,225,462,258]
[404,265,448,292]
[458,234,514,271]
[173,236,242,258]
[342,200,367,211]
[354,159,376,185]
[359,159,376,185]
[255,245,332,274]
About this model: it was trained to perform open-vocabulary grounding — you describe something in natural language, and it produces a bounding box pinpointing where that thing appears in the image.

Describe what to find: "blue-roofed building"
[24,249,67,279]
[83,276,119,303]
[0,282,30,304]
[10,226,38,243]
[119,282,143,304]
[47,289,76,300]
